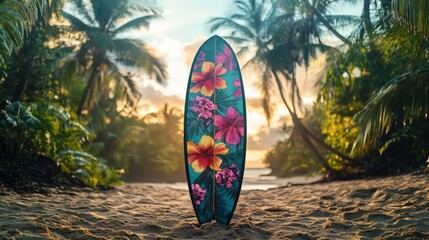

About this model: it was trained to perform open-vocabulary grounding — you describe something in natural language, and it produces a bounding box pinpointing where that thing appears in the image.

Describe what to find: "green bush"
[0,101,123,188]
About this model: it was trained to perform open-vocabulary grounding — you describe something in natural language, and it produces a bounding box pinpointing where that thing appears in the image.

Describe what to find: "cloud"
[247,126,286,151]
[246,97,263,111]
[137,85,184,115]
[182,38,206,66]
[276,115,292,126]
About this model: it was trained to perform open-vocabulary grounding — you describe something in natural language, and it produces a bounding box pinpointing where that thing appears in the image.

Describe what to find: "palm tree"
[0,0,44,66]
[353,0,429,154]
[210,0,275,121]
[209,0,357,176]
[62,0,167,116]
[276,0,356,46]
[0,0,65,101]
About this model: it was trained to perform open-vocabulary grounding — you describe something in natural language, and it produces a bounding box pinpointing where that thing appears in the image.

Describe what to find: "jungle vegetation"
[211,0,429,178]
[0,0,183,190]
[0,0,427,189]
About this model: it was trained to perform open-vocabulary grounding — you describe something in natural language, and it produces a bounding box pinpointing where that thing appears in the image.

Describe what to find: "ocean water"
[137,168,321,191]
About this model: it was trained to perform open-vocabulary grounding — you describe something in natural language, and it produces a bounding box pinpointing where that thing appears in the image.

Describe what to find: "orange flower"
[187,135,229,173]
[190,61,227,96]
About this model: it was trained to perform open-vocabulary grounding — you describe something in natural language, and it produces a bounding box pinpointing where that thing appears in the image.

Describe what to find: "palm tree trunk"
[77,63,99,117]
[302,124,355,162]
[296,122,333,175]
[310,4,352,46]
[274,70,355,164]
[12,57,34,101]
[272,70,334,173]
[362,0,373,39]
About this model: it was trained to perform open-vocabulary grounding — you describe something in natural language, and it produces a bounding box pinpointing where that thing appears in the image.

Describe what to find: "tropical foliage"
[0,0,178,189]
[353,0,429,154]
[0,0,59,67]
[0,101,123,188]
[214,0,429,178]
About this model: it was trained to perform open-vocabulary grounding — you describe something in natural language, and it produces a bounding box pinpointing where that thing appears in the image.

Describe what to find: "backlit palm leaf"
[353,70,429,154]
[0,0,61,66]
[353,1,429,155]
[113,15,158,35]
[392,0,429,36]
[113,39,167,84]
[62,10,96,33]
[209,17,256,40]
[69,0,94,24]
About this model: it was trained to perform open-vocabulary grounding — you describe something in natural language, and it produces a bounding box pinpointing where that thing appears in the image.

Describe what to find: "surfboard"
[184,35,246,225]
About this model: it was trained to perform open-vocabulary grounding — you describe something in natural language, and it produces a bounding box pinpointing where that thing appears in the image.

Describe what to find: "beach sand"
[0,173,428,239]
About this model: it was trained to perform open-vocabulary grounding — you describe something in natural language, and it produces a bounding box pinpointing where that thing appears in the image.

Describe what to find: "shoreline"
[1,173,428,239]
[131,174,322,191]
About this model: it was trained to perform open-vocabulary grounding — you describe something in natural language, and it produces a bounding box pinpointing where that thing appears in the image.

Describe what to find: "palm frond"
[0,8,25,47]
[221,36,252,46]
[108,0,159,30]
[208,17,256,40]
[0,0,62,66]
[275,0,297,12]
[104,62,141,109]
[90,0,123,30]
[234,0,252,15]
[0,0,40,66]
[260,65,274,124]
[62,10,97,33]
[113,15,158,35]
[353,69,429,154]
[122,74,141,99]
[112,39,167,84]
[392,0,429,36]
[69,0,95,24]
[323,15,359,29]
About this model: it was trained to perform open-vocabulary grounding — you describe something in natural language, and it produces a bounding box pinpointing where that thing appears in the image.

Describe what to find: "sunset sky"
[133,0,362,168]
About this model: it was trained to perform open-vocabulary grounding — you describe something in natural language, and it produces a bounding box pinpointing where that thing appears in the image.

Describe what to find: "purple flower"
[216,45,236,71]
[190,96,216,125]
[193,51,206,70]
[232,79,242,98]
[192,183,206,205]
[215,164,239,188]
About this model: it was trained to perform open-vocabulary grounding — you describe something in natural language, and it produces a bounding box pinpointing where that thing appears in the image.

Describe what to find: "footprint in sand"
[366,213,393,223]
[343,210,365,220]
[349,188,377,199]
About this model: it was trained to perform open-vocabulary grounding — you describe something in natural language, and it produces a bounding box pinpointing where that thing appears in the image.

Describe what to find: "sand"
[0,173,428,240]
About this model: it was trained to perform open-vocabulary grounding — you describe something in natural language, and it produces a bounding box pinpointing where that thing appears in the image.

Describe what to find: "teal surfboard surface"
[184,35,246,225]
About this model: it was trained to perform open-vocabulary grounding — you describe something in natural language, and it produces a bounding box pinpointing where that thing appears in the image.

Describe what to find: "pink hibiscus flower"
[216,45,237,71]
[232,79,242,97]
[214,107,245,145]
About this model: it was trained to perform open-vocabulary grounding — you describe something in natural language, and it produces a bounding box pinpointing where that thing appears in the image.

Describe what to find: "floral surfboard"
[184,35,246,225]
